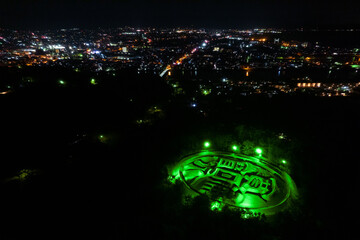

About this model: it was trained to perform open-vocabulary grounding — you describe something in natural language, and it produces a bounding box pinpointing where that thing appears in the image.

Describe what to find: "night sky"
[1,0,360,29]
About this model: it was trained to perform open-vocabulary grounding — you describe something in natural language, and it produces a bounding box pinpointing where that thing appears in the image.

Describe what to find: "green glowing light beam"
[232,145,238,151]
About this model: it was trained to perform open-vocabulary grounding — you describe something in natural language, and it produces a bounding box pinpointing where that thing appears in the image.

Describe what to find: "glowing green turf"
[170,151,297,215]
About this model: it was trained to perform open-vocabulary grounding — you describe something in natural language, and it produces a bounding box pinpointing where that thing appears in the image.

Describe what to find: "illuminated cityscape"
[1,27,360,97]
[0,0,359,239]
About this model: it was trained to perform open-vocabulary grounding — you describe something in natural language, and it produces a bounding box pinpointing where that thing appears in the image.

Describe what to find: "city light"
[0,26,356,99]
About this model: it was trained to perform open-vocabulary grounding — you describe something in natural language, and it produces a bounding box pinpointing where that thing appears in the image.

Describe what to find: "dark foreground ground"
[0,68,358,239]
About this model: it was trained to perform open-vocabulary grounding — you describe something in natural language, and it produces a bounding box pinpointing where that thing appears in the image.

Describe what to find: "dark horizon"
[1,0,360,30]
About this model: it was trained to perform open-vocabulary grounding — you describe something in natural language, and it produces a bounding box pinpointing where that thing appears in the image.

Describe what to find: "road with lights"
[160,40,209,78]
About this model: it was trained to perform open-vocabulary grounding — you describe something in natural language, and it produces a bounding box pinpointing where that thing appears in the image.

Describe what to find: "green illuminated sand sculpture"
[169,151,297,215]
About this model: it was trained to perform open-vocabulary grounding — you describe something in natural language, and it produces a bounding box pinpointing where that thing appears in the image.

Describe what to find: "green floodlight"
[202,89,211,96]
[98,134,107,143]
[255,148,263,156]
[204,141,211,148]
[90,78,97,85]
[58,80,65,85]
[210,200,224,211]
[210,201,221,211]
[281,159,287,164]
[232,145,238,151]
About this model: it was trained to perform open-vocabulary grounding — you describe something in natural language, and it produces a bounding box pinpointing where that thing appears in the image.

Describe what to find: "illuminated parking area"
[169,151,297,216]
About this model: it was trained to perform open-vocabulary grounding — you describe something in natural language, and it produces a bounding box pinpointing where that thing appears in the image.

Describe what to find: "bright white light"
[50,44,65,49]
